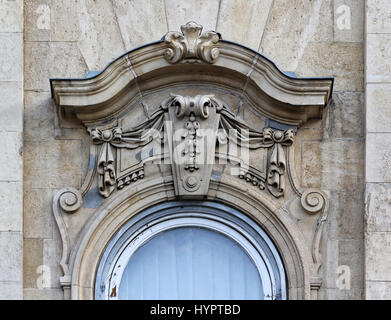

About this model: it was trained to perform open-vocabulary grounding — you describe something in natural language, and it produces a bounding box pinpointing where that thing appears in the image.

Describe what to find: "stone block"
[23,239,43,288]
[24,140,82,189]
[366,34,391,83]
[165,0,220,32]
[43,237,62,289]
[0,0,23,32]
[366,183,391,232]
[24,91,55,141]
[334,0,364,43]
[0,81,23,132]
[0,232,22,282]
[216,0,273,50]
[321,141,364,191]
[260,0,333,71]
[366,281,391,300]
[366,0,391,34]
[0,282,22,299]
[74,0,126,70]
[23,288,63,300]
[0,33,22,82]
[295,42,363,91]
[112,0,167,51]
[0,131,22,182]
[24,41,88,92]
[329,92,364,139]
[24,0,51,41]
[366,232,391,282]
[327,190,364,240]
[301,141,322,188]
[366,133,391,183]
[0,182,22,232]
[366,84,391,133]
[23,189,54,239]
[50,0,80,42]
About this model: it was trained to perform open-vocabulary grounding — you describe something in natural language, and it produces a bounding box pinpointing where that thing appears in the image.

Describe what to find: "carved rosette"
[164,21,221,64]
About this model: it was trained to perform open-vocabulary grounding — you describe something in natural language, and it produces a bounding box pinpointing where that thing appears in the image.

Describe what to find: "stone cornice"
[50,23,333,127]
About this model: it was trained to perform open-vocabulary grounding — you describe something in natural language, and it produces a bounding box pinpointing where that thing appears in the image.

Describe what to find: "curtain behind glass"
[118,227,264,300]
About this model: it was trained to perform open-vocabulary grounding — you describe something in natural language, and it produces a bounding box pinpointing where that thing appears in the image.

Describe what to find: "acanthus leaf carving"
[164,21,221,64]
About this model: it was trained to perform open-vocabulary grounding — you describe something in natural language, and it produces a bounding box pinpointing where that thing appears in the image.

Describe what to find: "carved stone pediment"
[83,94,296,200]
[50,22,334,299]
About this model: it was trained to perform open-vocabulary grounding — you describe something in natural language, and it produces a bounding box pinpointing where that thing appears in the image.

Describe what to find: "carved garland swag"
[90,94,294,199]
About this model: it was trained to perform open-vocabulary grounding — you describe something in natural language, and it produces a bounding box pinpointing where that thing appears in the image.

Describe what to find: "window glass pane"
[118,227,263,300]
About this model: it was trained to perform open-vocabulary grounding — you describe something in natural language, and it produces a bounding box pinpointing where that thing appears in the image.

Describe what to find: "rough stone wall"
[21,0,365,299]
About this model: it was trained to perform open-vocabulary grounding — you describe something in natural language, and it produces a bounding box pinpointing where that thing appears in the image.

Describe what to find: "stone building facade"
[0,0,389,300]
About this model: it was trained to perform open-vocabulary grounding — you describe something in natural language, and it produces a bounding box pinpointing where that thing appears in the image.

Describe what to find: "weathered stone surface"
[366,281,391,300]
[0,131,22,182]
[216,0,273,50]
[43,238,62,289]
[112,0,167,51]
[338,239,364,289]
[334,0,364,43]
[366,84,391,133]
[24,0,51,41]
[24,91,55,141]
[366,183,391,233]
[260,0,333,71]
[23,239,43,288]
[23,189,54,239]
[366,34,391,83]
[165,0,219,32]
[0,182,22,232]
[295,42,364,91]
[24,41,88,92]
[321,141,364,191]
[24,140,82,189]
[75,0,126,70]
[0,282,22,300]
[329,92,364,139]
[0,232,22,282]
[366,232,391,281]
[327,190,364,240]
[23,288,63,300]
[0,81,23,131]
[366,133,391,183]
[0,0,23,33]
[301,141,322,188]
[50,0,80,42]
[0,33,23,82]
[366,0,391,34]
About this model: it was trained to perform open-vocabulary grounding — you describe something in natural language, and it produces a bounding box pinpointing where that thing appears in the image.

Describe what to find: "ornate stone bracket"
[164,21,221,64]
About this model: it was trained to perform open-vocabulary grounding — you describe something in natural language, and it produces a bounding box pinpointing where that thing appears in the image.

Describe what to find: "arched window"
[95,202,287,300]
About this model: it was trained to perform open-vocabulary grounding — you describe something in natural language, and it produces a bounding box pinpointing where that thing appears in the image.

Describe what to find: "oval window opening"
[118,227,263,300]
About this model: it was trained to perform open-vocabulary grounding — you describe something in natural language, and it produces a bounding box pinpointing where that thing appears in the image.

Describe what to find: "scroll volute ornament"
[164,21,221,64]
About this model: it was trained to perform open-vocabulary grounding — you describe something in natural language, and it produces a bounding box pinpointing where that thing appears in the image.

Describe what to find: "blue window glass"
[118,227,263,300]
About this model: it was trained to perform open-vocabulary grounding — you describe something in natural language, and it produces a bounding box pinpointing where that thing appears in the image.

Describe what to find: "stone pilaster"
[0,0,23,299]
[365,0,391,299]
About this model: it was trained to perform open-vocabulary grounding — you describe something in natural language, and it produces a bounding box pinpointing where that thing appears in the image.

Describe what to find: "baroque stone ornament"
[49,26,335,299]
[84,94,296,199]
[164,21,221,64]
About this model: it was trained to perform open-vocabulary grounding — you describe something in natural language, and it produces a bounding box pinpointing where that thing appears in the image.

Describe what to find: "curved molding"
[50,23,333,127]
[68,176,311,300]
